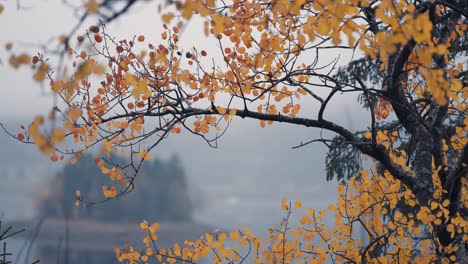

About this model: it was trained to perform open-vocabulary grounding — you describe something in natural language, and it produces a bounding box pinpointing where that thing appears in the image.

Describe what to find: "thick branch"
[99,107,419,191]
[386,39,419,134]
[385,3,430,135]
[232,109,418,192]
[106,103,417,188]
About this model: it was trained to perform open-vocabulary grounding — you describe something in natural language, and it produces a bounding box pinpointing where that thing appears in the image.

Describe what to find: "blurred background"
[0,0,368,263]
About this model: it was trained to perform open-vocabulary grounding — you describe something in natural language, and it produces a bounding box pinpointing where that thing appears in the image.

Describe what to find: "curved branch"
[99,102,419,190]
[386,3,430,135]
[386,39,419,134]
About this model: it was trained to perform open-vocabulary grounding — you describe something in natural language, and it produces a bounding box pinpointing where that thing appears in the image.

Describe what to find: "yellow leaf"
[281,197,288,211]
[319,209,326,216]
[139,151,152,161]
[140,222,149,231]
[364,131,372,139]
[67,108,83,120]
[162,13,175,23]
[442,199,450,207]
[150,222,159,231]
[85,0,99,14]
[93,64,106,75]
[50,81,62,93]
[145,248,153,256]
[229,108,237,116]
[51,128,65,143]
[412,13,433,43]
[316,16,330,35]
[125,74,138,86]
[294,200,302,208]
[216,106,226,115]
[213,14,225,34]
[230,231,240,241]
[173,243,181,256]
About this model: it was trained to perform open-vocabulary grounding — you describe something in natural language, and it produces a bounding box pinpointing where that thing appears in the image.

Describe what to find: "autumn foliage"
[2,0,468,262]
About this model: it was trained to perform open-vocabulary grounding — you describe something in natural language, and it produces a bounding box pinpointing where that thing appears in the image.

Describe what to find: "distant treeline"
[36,154,195,222]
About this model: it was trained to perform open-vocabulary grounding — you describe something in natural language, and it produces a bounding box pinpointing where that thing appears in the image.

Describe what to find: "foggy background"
[0,0,370,262]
